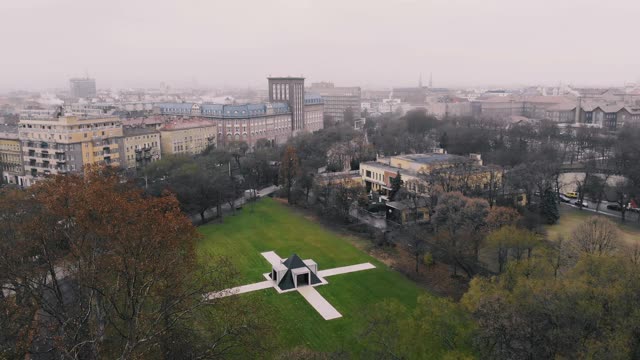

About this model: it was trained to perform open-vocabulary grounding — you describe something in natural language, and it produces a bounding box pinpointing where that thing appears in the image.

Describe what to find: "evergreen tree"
[389,171,403,200]
[438,131,449,151]
[540,188,559,224]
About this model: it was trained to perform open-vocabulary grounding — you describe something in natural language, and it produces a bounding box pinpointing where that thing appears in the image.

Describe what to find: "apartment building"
[309,82,361,122]
[155,78,324,149]
[159,120,216,156]
[471,95,576,121]
[122,127,161,170]
[70,77,97,99]
[18,113,124,182]
[0,125,25,185]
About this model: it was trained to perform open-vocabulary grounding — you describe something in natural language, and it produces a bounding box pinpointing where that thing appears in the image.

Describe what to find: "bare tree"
[571,216,619,256]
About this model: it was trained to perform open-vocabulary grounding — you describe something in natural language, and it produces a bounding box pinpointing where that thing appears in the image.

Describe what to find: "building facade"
[0,125,25,185]
[159,120,217,156]
[154,77,324,150]
[309,82,361,122]
[122,127,162,170]
[18,114,124,182]
[69,77,97,99]
[268,77,305,132]
[360,152,498,196]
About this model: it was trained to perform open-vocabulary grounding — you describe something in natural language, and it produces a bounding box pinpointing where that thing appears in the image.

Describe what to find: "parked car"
[564,192,578,199]
[607,204,623,211]
[559,194,571,203]
[629,207,640,214]
[573,200,588,208]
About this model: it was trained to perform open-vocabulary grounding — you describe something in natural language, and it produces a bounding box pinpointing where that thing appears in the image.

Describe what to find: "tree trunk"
[200,211,206,225]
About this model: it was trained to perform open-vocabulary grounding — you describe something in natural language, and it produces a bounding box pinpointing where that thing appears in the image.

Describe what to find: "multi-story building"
[159,119,216,156]
[391,87,428,104]
[69,77,97,99]
[309,82,361,122]
[268,77,306,132]
[18,113,124,183]
[544,103,577,123]
[154,77,324,149]
[359,152,497,196]
[0,124,25,185]
[471,95,577,121]
[302,94,324,132]
[122,127,161,170]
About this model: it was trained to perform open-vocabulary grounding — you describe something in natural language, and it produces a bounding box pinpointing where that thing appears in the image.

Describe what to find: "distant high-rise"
[69,77,97,99]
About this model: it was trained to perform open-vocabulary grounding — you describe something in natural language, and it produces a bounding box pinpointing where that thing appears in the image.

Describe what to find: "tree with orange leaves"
[0,165,271,359]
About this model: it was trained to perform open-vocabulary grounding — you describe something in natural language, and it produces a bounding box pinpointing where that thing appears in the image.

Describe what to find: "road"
[560,199,640,222]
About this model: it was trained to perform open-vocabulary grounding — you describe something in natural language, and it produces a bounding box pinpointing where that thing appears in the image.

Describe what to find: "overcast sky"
[1,0,639,91]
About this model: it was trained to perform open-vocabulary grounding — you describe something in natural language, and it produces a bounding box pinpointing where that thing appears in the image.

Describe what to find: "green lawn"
[546,206,640,248]
[197,198,429,353]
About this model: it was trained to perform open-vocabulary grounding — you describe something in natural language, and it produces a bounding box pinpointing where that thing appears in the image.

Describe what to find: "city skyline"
[1,0,640,91]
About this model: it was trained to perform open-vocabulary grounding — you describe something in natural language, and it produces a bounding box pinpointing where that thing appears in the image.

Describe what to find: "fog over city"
[2,0,639,91]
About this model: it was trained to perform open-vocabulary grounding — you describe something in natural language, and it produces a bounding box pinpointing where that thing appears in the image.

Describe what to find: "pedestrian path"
[205,280,272,300]
[261,251,284,267]
[318,262,375,277]
[205,250,376,320]
[297,286,342,320]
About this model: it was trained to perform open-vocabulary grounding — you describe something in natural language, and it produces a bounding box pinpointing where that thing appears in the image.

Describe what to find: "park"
[197,198,454,353]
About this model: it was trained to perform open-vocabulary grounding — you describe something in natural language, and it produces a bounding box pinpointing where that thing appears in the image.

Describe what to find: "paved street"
[561,200,640,222]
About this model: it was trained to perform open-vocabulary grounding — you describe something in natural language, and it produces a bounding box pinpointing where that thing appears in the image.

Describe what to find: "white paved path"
[317,263,375,278]
[205,280,272,300]
[298,286,342,320]
[261,251,284,267]
[206,252,376,321]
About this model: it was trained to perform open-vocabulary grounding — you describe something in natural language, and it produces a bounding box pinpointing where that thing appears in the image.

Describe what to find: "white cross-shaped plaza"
[205,251,375,320]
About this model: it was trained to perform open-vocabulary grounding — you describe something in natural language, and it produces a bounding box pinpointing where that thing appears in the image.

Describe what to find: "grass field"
[546,206,640,248]
[197,198,431,354]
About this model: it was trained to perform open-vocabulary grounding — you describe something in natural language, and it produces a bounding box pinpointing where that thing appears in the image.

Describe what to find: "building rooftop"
[394,153,466,165]
[597,104,625,113]
[160,119,216,131]
[123,127,160,136]
[155,102,291,118]
[304,94,324,105]
[0,124,19,134]
[362,161,417,177]
[546,103,577,112]
[267,76,305,80]
[121,117,165,127]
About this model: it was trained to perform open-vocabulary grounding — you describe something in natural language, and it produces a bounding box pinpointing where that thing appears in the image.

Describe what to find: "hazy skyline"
[2,0,639,91]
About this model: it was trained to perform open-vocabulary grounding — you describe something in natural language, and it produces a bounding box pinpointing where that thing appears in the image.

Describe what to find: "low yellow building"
[159,120,217,156]
[18,112,124,182]
[360,152,501,196]
[123,127,161,170]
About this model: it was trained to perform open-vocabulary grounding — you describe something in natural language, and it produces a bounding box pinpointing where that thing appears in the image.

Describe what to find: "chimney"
[575,97,582,123]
